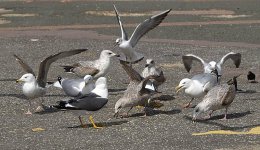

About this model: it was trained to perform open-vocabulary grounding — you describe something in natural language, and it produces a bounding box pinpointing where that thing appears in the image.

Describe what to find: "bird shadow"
[183,111,254,130]
[237,90,257,94]
[249,81,258,83]
[34,107,62,115]
[108,88,126,95]
[152,94,175,101]
[67,120,128,128]
[129,108,181,118]
[0,93,68,99]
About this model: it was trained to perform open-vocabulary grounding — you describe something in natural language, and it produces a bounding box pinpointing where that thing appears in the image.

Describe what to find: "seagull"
[61,50,119,78]
[53,75,95,97]
[15,49,87,115]
[114,60,158,118]
[113,5,171,63]
[175,71,218,108]
[182,52,241,77]
[53,77,108,129]
[192,76,238,121]
[247,71,256,82]
[142,59,166,92]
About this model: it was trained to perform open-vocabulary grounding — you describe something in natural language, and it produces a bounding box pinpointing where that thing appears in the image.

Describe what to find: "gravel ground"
[0,0,259,149]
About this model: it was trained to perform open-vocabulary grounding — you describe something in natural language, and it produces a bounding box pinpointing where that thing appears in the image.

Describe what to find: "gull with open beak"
[175,70,218,108]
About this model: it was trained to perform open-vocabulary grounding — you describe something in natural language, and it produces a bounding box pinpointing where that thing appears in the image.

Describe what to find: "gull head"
[192,102,207,121]
[101,50,120,58]
[83,75,93,83]
[16,73,36,83]
[114,99,123,118]
[145,59,155,68]
[115,38,122,45]
[208,61,217,70]
[175,78,191,94]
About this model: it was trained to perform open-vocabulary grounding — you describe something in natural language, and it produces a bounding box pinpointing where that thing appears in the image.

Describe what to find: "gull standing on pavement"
[15,49,87,114]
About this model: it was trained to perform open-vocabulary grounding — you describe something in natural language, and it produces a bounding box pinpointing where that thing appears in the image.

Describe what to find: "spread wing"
[13,54,35,76]
[129,9,171,47]
[218,52,241,68]
[113,5,128,41]
[182,54,206,72]
[37,49,88,87]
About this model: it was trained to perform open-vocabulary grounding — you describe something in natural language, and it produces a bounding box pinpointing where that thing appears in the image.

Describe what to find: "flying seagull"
[15,49,87,114]
[53,77,108,129]
[113,5,171,63]
[192,76,238,121]
[114,60,158,118]
[53,75,95,97]
[175,71,218,108]
[182,52,241,78]
[142,59,166,92]
[61,50,119,78]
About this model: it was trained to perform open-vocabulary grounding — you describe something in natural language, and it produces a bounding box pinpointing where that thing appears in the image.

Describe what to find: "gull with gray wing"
[53,75,95,97]
[113,5,171,63]
[53,77,108,129]
[175,71,218,108]
[15,49,88,114]
[182,52,241,79]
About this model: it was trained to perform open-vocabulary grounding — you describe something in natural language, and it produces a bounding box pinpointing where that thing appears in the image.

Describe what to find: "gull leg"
[79,116,87,128]
[183,98,194,108]
[220,108,228,120]
[88,116,102,129]
[25,100,32,115]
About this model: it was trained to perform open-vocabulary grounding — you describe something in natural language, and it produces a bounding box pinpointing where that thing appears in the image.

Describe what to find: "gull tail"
[53,81,62,88]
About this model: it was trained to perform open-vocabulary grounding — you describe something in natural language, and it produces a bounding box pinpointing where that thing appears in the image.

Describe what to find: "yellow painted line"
[192,126,260,136]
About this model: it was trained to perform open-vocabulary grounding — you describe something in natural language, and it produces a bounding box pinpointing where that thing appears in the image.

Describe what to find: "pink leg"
[182,98,194,108]
[220,108,228,120]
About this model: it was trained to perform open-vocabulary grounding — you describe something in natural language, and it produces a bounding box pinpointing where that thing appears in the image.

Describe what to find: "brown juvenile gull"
[192,76,239,121]
[61,50,120,79]
[15,49,87,115]
[53,77,108,129]
[142,59,166,92]
[113,5,171,64]
[175,70,218,108]
[114,61,158,118]
[182,52,241,79]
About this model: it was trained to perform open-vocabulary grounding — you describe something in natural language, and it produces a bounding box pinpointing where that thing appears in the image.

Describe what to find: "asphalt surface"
[0,0,259,149]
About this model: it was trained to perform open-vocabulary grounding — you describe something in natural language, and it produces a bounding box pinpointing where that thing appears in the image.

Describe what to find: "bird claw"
[25,110,32,115]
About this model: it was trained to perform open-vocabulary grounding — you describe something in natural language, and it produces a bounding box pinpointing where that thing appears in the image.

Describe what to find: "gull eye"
[108,52,112,55]
[195,108,199,112]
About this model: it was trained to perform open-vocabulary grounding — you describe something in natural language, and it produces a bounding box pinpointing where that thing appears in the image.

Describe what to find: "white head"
[16,73,36,83]
[83,75,93,83]
[145,59,155,68]
[175,78,192,94]
[192,101,208,121]
[100,50,120,58]
[115,38,122,45]
[208,61,217,70]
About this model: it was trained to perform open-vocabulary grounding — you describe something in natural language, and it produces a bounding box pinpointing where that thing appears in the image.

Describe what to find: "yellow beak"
[175,85,183,94]
[16,79,22,83]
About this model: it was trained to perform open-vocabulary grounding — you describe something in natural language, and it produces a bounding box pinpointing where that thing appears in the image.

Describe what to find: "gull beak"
[192,117,197,123]
[115,54,120,57]
[175,85,183,94]
[16,79,22,83]
[145,64,149,67]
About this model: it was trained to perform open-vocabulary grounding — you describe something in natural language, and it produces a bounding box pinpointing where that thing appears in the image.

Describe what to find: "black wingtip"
[61,65,74,73]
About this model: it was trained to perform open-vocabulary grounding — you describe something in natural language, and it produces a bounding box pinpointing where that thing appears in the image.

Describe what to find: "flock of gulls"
[14,5,255,128]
